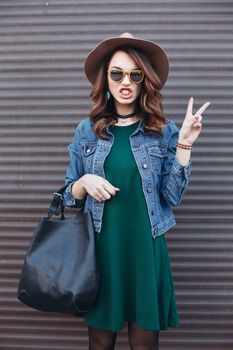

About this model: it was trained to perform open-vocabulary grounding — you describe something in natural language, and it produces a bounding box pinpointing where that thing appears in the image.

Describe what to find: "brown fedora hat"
[84,32,169,88]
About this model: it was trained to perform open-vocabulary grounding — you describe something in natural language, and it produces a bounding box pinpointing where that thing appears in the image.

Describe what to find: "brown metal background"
[0,0,232,349]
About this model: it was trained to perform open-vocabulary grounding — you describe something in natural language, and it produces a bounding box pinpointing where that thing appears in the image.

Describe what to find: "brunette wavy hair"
[89,46,166,139]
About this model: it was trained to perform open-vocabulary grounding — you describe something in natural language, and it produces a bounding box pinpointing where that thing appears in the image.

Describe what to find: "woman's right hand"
[72,174,120,202]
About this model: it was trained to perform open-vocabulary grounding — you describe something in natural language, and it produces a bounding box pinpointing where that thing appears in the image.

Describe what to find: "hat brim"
[84,36,169,88]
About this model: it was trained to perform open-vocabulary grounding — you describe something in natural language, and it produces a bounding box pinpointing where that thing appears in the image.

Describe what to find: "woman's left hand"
[178,97,210,146]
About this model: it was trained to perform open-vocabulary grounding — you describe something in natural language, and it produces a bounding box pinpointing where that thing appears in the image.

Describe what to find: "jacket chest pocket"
[81,143,97,173]
[147,144,167,175]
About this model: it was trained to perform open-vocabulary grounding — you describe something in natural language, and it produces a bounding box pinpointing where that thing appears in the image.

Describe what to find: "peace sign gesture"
[178,97,210,146]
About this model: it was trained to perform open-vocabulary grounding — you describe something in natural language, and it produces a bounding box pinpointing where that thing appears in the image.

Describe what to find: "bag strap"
[47,185,68,219]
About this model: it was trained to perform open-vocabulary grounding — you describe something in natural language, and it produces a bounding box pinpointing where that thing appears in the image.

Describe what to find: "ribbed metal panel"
[0,1,232,349]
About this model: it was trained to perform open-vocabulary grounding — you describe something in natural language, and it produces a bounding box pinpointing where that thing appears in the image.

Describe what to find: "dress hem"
[84,318,180,332]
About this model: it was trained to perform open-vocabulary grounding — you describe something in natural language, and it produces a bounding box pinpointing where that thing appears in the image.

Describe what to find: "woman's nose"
[122,74,131,85]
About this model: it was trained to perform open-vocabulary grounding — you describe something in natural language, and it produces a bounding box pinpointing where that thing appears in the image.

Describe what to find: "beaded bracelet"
[176,142,192,150]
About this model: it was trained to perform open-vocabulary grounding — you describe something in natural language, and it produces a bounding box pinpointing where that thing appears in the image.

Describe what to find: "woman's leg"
[88,326,117,350]
[128,322,159,350]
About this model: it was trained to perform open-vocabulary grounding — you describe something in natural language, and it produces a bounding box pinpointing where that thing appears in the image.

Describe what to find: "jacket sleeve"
[63,124,86,208]
[160,121,192,207]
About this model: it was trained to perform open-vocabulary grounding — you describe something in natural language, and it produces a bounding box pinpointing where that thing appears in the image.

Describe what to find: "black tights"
[88,322,159,350]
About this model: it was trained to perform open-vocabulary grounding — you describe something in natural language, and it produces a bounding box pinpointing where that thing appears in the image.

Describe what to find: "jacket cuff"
[63,182,86,208]
[173,157,192,179]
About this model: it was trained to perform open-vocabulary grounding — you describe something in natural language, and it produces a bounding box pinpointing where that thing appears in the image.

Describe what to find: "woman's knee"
[128,322,159,350]
[88,326,117,350]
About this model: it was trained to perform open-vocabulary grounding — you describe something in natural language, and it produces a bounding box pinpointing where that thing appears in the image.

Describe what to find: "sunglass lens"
[130,70,143,83]
[110,70,123,81]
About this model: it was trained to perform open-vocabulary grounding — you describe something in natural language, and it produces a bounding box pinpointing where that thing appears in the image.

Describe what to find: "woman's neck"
[114,102,141,125]
[114,100,137,115]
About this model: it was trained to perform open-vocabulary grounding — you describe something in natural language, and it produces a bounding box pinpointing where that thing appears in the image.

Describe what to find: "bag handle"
[47,185,68,219]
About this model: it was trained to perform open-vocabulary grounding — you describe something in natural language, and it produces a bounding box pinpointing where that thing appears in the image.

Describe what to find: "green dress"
[84,121,179,332]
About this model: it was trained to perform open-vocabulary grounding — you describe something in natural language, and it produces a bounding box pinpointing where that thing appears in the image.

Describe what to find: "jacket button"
[142,163,148,169]
[147,186,152,193]
[86,149,91,153]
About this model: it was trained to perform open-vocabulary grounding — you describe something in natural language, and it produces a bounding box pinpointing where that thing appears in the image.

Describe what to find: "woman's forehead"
[108,50,138,69]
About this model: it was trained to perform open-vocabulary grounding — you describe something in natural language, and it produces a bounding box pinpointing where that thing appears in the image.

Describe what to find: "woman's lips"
[119,88,133,99]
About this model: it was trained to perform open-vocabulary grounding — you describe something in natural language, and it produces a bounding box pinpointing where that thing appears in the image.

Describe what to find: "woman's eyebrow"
[110,65,140,70]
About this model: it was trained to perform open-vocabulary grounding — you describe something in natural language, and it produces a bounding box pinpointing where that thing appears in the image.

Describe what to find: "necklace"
[115,111,137,123]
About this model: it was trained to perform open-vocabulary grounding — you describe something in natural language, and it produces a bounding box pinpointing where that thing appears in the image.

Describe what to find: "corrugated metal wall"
[0,0,232,349]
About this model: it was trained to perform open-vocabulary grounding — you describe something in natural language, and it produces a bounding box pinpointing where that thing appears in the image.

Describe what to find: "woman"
[63,33,210,350]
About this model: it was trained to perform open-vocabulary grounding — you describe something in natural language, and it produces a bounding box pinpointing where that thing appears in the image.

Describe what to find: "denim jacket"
[63,117,192,238]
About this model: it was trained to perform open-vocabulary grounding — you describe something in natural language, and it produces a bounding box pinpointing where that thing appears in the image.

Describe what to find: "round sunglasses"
[107,68,144,84]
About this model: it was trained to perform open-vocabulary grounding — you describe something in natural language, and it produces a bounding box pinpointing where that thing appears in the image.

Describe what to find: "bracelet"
[176,142,192,150]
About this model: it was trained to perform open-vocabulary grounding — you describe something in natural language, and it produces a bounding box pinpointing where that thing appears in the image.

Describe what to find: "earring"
[106,90,111,100]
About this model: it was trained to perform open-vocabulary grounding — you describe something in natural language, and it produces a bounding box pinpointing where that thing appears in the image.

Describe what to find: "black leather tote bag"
[17,185,99,315]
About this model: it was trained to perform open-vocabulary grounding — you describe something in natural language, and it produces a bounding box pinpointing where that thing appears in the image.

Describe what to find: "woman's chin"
[115,97,136,106]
